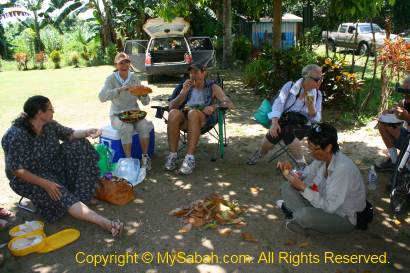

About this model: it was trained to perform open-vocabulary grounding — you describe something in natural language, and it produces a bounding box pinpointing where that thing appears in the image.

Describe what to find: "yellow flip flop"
[8,233,46,256]
[37,229,80,253]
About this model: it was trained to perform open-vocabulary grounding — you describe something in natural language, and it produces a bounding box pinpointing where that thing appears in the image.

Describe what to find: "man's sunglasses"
[308,76,323,82]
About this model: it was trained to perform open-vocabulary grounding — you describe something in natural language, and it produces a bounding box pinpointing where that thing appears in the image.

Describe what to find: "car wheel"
[327,40,336,52]
[357,42,369,56]
[147,75,154,84]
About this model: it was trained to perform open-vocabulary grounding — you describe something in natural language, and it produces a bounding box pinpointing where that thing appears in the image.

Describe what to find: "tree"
[392,0,410,33]
[88,0,118,50]
[272,0,282,49]
[223,0,232,67]
[0,1,30,58]
[1,0,84,53]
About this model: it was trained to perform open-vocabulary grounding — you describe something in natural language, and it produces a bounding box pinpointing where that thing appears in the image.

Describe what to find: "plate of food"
[378,113,403,125]
[128,85,152,96]
[118,110,147,123]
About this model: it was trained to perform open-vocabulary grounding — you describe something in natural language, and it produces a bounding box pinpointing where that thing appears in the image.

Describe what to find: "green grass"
[0,65,114,135]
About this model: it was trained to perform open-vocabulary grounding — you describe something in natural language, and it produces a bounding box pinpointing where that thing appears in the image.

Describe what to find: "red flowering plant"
[377,37,410,113]
[14,52,28,71]
[35,51,46,69]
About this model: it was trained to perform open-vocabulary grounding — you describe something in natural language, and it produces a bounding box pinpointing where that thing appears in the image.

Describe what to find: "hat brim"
[188,65,205,71]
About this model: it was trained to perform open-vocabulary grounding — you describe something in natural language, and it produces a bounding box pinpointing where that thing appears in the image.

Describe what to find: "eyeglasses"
[308,75,323,82]
[47,107,54,112]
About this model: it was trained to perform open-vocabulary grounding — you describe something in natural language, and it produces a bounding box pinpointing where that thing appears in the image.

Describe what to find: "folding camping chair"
[152,73,228,161]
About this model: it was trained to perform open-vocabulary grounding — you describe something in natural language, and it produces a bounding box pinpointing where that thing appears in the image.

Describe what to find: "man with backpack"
[247,64,323,166]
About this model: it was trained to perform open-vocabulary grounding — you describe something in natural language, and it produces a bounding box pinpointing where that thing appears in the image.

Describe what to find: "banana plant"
[1,0,85,53]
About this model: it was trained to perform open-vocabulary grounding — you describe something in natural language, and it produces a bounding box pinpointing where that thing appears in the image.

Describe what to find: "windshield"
[359,24,383,33]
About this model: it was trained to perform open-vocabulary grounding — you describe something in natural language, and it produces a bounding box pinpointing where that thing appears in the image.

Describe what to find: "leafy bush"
[244,45,318,98]
[244,58,271,92]
[299,26,322,47]
[105,43,118,65]
[69,51,80,67]
[318,56,364,107]
[232,35,253,62]
[41,27,63,54]
[50,50,61,69]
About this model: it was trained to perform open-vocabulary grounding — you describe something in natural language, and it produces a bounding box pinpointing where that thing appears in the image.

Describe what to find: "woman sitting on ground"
[1,95,124,236]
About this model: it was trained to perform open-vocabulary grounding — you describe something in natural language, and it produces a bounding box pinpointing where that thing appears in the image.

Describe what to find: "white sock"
[169,152,177,158]
[142,153,149,158]
[388,148,398,164]
[186,154,195,160]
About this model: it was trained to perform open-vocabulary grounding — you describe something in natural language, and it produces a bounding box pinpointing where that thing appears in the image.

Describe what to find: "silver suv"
[124,17,215,83]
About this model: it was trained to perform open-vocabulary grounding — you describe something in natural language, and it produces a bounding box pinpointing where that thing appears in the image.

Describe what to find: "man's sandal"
[110,219,124,237]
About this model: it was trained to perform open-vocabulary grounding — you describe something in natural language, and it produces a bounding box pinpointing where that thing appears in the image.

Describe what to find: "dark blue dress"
[1,121,99,222]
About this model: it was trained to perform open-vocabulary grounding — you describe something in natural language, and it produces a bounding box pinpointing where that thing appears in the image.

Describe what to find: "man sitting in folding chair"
[247,64,323,166]
[165,63,234,174]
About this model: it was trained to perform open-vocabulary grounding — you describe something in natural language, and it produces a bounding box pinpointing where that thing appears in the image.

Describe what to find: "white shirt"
[99,72,150,116]
[301,151,367,225]
[267,79,322,123]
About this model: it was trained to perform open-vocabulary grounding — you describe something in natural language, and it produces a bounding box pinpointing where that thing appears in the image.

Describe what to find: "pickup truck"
[322,23,396,55]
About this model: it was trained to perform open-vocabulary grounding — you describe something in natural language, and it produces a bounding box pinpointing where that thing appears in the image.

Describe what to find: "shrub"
[244,45,318,98]
[105,43,117,65]
[69,51,80,67]
[35,51,46,69]
[244,58,271,92]
[41,27,63,54]
[14,52,28,70]
[50,50,61,69]
[232,35,253,62]
[318,56,364,107]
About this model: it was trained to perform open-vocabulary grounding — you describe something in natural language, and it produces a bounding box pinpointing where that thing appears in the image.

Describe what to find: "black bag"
[356,200,374,230]
[278,111,308,127]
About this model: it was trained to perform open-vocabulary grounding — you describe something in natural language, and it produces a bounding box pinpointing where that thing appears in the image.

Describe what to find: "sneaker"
[375,158,395,172]
[164,153,178,171]
[179,156,195,175]
[141,154,151,171]
[247,150,262,165]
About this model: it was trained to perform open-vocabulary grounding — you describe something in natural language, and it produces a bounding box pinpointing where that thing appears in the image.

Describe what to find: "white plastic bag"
[113,158,140,185]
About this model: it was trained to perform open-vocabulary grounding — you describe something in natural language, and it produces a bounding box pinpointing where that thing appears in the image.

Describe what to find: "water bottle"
[368,165,377,191]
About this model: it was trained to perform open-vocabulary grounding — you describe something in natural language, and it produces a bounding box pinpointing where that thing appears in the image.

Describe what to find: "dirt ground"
[0,67,410,273]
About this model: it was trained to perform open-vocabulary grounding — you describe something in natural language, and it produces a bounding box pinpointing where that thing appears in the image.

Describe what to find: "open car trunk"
[148,36,189,64]
[143,17,190,38]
